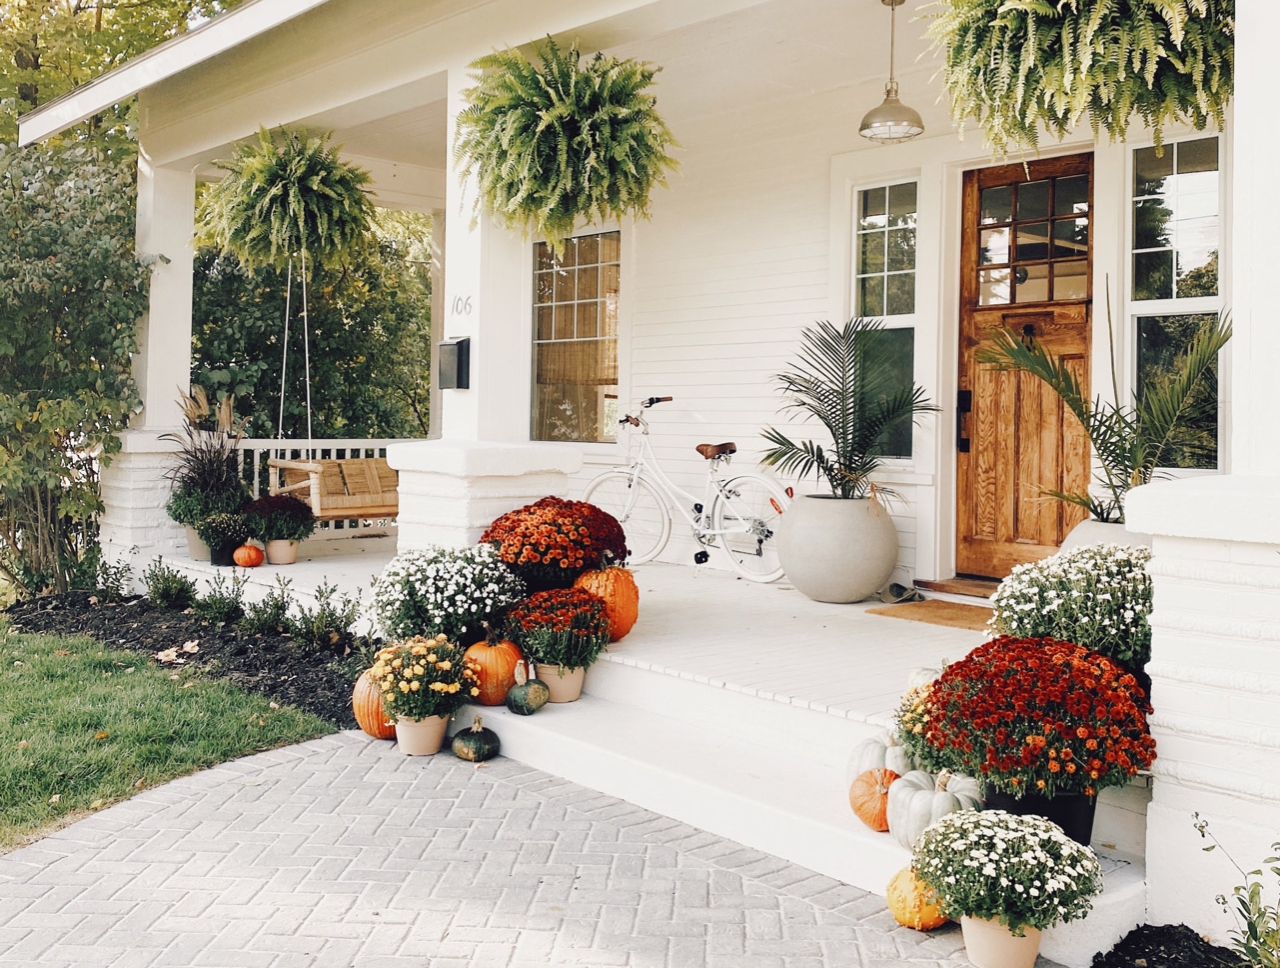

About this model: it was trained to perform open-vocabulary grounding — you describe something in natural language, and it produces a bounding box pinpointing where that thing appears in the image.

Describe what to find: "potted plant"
[978,312,1230,532]
[371,544,526,645]
[503,588,611,703]
[761,318,937,602]
[900,636,1156,845]
[367,634,482,755]
[162,388,250,560]
[195,512,251,567]
[925,0,1233,157]
[243,493,316,564]
[454,37,677,258]
[913,810,1103,968]
[481,496,628,591]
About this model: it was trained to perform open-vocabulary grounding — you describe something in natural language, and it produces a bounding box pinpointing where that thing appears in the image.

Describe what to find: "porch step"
[915,577,1000,606]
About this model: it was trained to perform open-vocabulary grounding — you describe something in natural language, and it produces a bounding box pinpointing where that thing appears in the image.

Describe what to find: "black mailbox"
[438,337,470,390]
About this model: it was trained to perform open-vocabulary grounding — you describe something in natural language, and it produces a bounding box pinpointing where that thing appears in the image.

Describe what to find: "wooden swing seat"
[267,457,399,521]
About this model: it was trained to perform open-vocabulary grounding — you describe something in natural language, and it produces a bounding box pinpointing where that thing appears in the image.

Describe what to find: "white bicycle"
[583,396,790,582]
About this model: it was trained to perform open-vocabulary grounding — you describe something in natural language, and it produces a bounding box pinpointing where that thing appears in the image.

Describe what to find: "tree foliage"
[0,0,249,149]
[455,37,678,257]
[0,145,151,592]
[926,0,1234,156]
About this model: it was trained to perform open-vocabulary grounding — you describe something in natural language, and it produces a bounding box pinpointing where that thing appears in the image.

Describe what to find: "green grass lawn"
[0,623,334,852]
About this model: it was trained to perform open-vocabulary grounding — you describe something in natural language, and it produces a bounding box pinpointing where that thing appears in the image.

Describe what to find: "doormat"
[866,599,993,632]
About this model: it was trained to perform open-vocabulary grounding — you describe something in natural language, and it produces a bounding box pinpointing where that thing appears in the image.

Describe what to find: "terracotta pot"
[184,526,211,562]
[209,543,238,567]
[536,664,586,703]
[394,715,449,755]
[984,788,1097,846]
[265,539,299,565]
[775,495,899,603]
[960,916,1042,968]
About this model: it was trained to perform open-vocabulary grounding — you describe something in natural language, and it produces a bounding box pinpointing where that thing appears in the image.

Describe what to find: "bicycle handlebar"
[619,397,672,426]
[642,396,673,408]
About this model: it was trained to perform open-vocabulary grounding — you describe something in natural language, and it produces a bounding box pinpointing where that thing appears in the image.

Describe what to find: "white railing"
[238,437,411,543]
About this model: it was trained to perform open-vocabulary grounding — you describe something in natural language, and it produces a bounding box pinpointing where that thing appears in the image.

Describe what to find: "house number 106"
[451,296,473,316]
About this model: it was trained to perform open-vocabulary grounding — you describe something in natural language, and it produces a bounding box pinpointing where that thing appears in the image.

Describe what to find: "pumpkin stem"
[936,770,952,793]
[472,714,483,732]
[481,620,496,645]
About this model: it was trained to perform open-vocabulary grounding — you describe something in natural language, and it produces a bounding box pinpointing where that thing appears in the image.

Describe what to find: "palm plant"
[454,37,678,258]
[761,318,937,500]
[977,311,1231,523]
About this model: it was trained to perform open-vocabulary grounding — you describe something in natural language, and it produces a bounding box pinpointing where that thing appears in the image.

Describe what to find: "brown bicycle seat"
[695,442,737,460]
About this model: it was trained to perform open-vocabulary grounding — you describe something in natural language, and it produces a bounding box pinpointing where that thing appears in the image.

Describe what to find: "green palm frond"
[455,37,678,258]
[198,128,374,271]
[762,319,938,499]
[925,0,1234,157]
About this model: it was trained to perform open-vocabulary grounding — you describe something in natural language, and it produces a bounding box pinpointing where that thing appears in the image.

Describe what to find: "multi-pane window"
[856,182,916,316]
[976,174,1091,305]
[1132,138,1219,300]
[532,231,620,443]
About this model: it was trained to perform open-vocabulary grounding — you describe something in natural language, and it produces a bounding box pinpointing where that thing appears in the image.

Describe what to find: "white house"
[20,0,1280,959]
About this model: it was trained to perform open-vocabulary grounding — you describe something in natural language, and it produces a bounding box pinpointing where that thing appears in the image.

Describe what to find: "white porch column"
[389,65,581,549]
[1126,0,1280,935]
[98,155,196,571]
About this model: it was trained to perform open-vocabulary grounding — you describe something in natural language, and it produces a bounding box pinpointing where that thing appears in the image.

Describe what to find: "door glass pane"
[1052,219,1089,259]
[1137,313,1220,468]
[1134,250,1174,301]
[1053,260,1089,300]
[888,182,918,228]
[981,186,1013,224]
[859,231,886,273]
[980,227,1010,265]
[1135,146,1174,196]
[978,268,1011,305]
[886,228,915,271]
[886,272,915,315]
[1055,175,1089,216]
[1014,264,1049,303]
[1016,222,1050,262]
[860,187,888,230]
[1017,181,1050,220]
[859,275,885,316]
[1134,199,1173,250]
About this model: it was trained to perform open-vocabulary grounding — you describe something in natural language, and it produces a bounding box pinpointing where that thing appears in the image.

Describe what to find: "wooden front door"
[956,153,1094,579]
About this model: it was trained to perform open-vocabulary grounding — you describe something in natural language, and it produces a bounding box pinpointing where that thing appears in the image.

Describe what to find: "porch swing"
[200,127,399,524]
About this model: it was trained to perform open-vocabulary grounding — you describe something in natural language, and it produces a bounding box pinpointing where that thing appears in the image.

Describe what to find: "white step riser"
[584,658,882,769]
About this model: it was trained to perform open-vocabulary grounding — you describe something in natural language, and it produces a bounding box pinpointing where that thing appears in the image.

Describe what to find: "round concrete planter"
[960,916,1042,968]
[265,539,299,565]
[535,664,586,703]
[776,495,898,603]
[1058,518,1153,552]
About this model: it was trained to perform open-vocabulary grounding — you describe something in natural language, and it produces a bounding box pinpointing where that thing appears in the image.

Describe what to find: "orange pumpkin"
[352,671,395,739]
[464,631,524,706]
[573,566,639,641]
[886,867,948,931]
[233,544,265,568]
[849,767,898,831]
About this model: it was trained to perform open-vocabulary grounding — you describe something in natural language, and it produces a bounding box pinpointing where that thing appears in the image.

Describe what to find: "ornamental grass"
[899,636,1156,799]
[482,496,628,590]
[504,588,611,671]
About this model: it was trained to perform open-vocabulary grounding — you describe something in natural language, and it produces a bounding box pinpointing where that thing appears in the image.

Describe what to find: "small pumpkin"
[352,671,395,739]
[887,770,985,850]
[452,715,501,762]
[849,767,898,831]
[573,566,639,641]
[464,624,525,706]
[233,543,265,568]
[846,730,920,787]
[505,660,550,716]
[886,867,948,931]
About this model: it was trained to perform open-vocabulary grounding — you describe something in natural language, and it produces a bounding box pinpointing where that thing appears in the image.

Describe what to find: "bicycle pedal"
[693,551,710,565]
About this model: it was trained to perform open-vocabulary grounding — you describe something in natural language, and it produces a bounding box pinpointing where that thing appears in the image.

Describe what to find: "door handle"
[957,389,972,454]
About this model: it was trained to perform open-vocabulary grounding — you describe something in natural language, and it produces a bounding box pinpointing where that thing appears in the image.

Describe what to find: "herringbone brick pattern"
[0,733,977,967]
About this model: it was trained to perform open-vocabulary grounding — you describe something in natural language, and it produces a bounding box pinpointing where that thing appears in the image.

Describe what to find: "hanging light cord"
[888,0,899,94]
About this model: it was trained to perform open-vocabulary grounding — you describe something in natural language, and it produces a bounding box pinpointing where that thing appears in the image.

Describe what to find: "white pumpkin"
[845,730,921,787]
[886,769,984,850]
[905,659,949,690]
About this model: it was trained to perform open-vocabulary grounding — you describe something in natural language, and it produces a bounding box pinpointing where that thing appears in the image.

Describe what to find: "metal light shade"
[859,82,925,144]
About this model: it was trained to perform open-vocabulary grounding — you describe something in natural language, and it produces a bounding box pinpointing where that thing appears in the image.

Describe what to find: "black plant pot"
[210,543,238,567]
[984,787,1098,846]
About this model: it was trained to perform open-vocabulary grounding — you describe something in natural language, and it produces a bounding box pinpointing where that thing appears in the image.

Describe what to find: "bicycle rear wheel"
[709,474,788,582]
[583,470,671,565]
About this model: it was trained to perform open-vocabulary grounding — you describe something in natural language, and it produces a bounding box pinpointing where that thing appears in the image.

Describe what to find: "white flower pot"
[960,916,1042,968]
[1058,518,1153,552]
[265,539,299,565]
[184,526,210,562]
[776,495,899,603]
[394,715,449,755]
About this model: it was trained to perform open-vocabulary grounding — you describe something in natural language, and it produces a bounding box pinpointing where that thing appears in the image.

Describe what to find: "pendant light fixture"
[859,0,925,144]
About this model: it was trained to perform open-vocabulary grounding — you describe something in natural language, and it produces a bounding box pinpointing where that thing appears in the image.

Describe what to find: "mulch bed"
[5,592,363,729]
[1092,924,1244,968]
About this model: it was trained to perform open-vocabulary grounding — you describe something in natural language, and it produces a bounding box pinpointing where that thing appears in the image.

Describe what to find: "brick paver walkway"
[0,732,976,968]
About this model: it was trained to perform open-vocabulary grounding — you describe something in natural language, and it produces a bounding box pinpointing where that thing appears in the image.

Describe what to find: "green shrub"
[239,576,294,637]
[193,572,247,625]
[289,581,359,655]
[142,559,198,611]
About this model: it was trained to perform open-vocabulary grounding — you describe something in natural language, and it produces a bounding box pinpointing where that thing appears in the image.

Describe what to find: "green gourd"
[505,660,550,716]
[451,715,501,762]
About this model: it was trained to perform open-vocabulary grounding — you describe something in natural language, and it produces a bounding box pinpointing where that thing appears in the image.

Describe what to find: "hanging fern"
[454,38,678,256]
[926,0,1234,156]
[198,127,374,270]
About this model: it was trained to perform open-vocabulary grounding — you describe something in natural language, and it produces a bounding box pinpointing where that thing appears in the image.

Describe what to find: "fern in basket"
[198,127,374,270]
[454,38,678,257]
[926,0,1234,156]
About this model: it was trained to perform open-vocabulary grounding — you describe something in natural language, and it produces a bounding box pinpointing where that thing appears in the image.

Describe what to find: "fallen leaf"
[181,640,200,654]
[134,778,146,789]
[258,718,266,726]
[94,731,109,740]
[53,650,71,656]
[89,799,106,810]
[181,682,194,689]
[154,648,178,664]
[48,794,61,804]
[168,674,180,680]
[124,667,135,674]
[16,740,29,750]
[88,596,99,606]
[12,661,22,667]
[268,702,279,710]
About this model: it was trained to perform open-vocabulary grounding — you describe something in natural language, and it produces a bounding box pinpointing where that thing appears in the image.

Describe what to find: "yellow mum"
[399,681,410,693]
[410,681,421,691]
[437,660,451,671]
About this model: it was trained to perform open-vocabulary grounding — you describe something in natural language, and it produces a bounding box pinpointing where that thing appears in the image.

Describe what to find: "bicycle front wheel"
[583,470,671,565]
[709,474,788,582]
